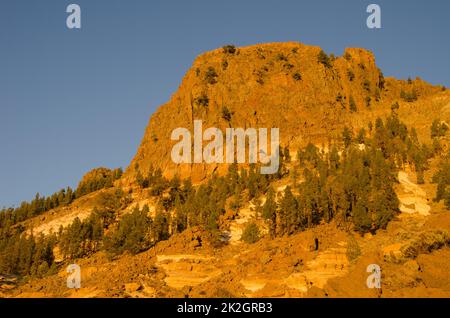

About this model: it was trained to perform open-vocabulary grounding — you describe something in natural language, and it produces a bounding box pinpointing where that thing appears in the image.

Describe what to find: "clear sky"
[0,0,449,208]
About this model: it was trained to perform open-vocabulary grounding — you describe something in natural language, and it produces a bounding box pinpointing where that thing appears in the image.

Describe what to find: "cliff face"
[126,42,441,183]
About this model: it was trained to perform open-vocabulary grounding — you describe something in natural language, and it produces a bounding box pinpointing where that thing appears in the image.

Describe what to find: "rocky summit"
[125,42,443,183]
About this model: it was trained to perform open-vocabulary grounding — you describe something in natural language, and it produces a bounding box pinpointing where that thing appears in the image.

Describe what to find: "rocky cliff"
[126,42,442,183]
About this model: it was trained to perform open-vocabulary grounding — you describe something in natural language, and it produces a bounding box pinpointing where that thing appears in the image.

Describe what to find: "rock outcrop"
[125,42,442,184]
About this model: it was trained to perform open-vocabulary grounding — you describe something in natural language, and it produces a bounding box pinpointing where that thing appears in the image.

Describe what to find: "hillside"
[1,42,450,298]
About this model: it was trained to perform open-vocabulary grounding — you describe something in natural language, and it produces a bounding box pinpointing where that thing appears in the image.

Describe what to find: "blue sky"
[0,0,449,208]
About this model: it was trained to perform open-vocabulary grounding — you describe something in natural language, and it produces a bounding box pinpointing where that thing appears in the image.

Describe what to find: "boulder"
[382,243,404,263]
[124,282,142,293]
[0,284,16,290]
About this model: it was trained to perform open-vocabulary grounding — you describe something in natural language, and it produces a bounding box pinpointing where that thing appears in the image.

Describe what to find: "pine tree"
[227,163,239,191]
[357,128,366,144]
[444,191,450,209]
[433,161,450,208]
[317,50,331,68]
[279,187,302,235]
[431,119,449,138]
[432,138,442,155]
[174,196,187,233]
[390,102,400,113]
[342,127,353,148]
[104,206,152,255]
[329,146,340,172]
[262,187,277,220]
[153,210,169,242]
[136,170,146,188]
[352,200,371,234]
[349,96,357,112]
[241,223,260,244]
[416,170,425,185]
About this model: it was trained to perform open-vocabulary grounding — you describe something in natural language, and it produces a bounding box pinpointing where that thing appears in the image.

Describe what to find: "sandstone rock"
[291,258,304,267]
[297,232,319,252]
[403,260,420,272]
[260,254,272,265]
[124,283,142,293]
[382,243,404,263]
[417,249,450,290]
[0,284,15,290]
[383,259,422,289]
[143,285,156,296]
[189,238,202,249]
